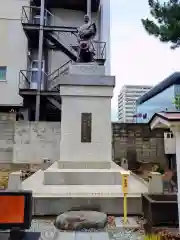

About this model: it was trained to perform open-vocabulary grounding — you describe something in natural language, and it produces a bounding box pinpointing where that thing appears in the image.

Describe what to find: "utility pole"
[35,0,45,121]
[87,0,91,22]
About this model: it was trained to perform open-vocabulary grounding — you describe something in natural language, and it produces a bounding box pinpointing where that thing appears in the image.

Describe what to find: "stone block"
[8,171,22,190]
[58,161,111,169]
[32,197,142,216]
[69,62,105,76]
[43,169,122,185]
[115,217,140,228]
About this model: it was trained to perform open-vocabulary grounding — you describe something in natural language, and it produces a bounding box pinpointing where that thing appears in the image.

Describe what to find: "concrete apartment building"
[0,0,110,121]
[118,85,152,123]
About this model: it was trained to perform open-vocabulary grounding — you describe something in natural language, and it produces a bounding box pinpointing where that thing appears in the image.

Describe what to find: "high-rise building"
[118,85,152,123]
[0,0,110,121]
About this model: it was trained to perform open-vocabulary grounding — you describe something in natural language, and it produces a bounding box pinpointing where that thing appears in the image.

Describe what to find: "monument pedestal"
[21,63,148,215]
[43,63,121,186]
[43,168,122,185]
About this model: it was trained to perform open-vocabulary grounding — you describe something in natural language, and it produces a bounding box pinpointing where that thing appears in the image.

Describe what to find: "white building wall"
[0,1,110,106]
[0,0,29,106]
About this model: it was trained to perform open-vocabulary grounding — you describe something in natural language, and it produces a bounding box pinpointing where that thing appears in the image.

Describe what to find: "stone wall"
[112,123,166,168]
[13,121,61,164]
[0,113,15,164]
[0,115,167,168]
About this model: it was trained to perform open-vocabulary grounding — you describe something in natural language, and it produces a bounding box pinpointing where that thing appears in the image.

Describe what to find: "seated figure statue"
[77,15,97,62]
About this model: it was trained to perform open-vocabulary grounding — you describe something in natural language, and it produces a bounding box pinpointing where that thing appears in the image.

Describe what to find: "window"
[0,67,7,81]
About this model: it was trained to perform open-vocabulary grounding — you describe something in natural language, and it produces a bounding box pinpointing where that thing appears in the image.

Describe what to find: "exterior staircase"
[19,5,106,119]
[47,60,72,91]
[44,32,77,62]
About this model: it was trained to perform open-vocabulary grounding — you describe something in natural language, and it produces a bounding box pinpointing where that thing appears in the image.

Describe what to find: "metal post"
[87,0,91,22]
[35,0,45,121]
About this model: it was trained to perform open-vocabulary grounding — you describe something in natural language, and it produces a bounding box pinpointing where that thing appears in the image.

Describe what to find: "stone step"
[32,196,142,215]
[58,161,111,169]
[43,169,122,185]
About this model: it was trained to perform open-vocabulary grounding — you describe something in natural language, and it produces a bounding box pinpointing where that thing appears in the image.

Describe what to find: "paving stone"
[59,232,76,240]
[75,232,109,240]
[0,219,142,240]
[108,230,140,240]
[115,217,139,229]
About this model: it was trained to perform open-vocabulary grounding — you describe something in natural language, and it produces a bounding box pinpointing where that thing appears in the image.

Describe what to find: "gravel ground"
[2,216,179,240]
[25,217,145,240]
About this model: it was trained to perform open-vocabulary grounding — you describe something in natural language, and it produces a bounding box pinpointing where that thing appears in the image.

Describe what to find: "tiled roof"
[158,112,180,120]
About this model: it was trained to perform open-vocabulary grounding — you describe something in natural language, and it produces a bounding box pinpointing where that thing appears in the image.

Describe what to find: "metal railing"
[47,60,72,90]
[72,40,106,62]
[92,41,106,62]
[21,6,78,30]
[19,69,48,90]
[21,6,54,26]
[19,70,31,90]
[49,31,78,56]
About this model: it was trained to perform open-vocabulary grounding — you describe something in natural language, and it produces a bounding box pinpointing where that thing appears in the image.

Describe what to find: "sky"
[110,0,180,121]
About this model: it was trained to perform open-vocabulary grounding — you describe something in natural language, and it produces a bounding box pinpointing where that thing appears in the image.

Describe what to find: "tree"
[142,0,180,49]
[173,94,180,109]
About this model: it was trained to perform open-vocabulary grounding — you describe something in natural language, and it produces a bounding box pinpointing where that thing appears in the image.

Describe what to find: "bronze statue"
[77,15,97,63]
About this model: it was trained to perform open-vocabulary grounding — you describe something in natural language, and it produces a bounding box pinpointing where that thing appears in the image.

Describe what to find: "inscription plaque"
[81,113,92,142]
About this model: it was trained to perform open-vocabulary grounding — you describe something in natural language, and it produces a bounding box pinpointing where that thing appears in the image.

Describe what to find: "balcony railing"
[21,6,78,31]
[19,69,48,91]
[72,41,106,63]
[92,41,106,63]
[19,70,31,90]
[47,60,72,90]
[21,6,55,26]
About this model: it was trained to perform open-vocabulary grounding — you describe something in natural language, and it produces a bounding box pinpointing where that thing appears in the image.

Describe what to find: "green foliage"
[142,0,180,49]
[173,94,180,109]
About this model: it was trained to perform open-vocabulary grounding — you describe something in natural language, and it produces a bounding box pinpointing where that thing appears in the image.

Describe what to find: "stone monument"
[21,19,148,215]
[43,62,121,186]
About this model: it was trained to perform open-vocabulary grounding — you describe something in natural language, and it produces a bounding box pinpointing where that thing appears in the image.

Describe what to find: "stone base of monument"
[21,63,148,216]
[32,194,143,216]
[58,161,111,169]
[22,165,147,215]
[43,168,122,185]
[44,161,121,185]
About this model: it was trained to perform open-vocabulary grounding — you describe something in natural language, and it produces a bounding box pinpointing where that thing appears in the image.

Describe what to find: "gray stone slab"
[108,230,140,240]
[33,197,142,216]
[24,219,110,240]
[60,75,115,87]
[89,232,109,240]
[59,232,76,240]
[115,217,139,228]
[75,232,109,240]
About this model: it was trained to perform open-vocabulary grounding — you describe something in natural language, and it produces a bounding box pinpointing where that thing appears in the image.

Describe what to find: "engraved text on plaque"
[81,113,92,142]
